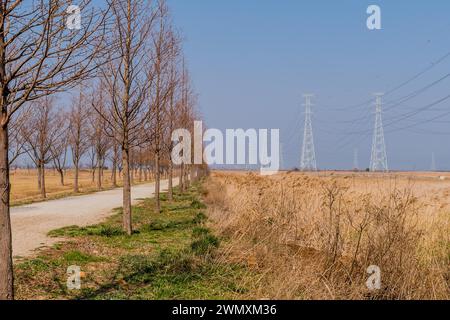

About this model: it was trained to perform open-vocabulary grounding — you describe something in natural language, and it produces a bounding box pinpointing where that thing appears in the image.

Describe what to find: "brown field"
[204,170,450,299]
[10,169,131,205]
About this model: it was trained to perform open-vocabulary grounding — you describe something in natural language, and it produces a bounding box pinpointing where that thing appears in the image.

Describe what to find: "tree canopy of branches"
[0,0,108,300]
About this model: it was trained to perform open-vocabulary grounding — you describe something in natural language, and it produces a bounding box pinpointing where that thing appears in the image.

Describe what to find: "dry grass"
[204,171,450,300]
[10,168,148,205]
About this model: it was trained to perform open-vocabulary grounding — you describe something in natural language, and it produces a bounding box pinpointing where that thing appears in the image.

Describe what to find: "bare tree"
[162,33,181,201]
[21,97,63,199]
[150,1,176,212]
[0,0,108,299]
[50,114,69,186]
[178,61,195,192]
[96,0,156,235]
[69,87,91,193]
[89,81,110,190]
[8,106,31,166]
[87,144,97,183]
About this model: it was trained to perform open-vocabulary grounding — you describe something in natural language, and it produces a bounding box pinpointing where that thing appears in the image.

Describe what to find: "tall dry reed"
[204,172,450,300]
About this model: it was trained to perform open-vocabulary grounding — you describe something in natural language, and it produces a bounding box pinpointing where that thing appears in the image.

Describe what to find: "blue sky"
[165,0,450,170]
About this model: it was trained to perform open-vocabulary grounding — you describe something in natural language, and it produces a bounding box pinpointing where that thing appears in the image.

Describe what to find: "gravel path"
[11,180,172,258]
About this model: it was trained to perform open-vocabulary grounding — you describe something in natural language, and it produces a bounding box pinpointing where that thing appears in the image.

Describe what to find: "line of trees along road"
[0,0,206,300]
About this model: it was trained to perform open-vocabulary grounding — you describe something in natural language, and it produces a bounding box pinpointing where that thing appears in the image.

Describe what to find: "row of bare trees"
[11,91,113,197]
[0,0,205,300]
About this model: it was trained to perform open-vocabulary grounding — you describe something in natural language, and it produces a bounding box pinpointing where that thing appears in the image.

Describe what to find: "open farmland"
[9,169,158,205]
[9,169,120,205]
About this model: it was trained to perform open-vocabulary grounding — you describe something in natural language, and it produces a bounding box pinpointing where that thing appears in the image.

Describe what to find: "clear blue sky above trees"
[91,0,450,170]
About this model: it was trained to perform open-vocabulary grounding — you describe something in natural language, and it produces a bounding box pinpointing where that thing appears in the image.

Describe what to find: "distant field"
[10,169,128,205]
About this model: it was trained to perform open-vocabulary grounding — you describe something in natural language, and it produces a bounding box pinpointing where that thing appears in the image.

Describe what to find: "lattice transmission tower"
[300,94,317,171]
[279,142,284,171]
[431,152,436,171]
[353,148,359,171]
[370,93,388,172]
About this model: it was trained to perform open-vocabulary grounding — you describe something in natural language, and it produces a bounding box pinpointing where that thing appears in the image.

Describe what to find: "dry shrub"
[205,172,450,300]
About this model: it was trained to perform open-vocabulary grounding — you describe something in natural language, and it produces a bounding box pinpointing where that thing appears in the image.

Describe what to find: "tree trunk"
[168,158,173,201]
[74,162,79,193]
[190,165,196,183]
[58,169,64,186]
[143,167,148,181]
[37,164,42,190]
[122,145,132,235]
[179,163,184,193]
[97,158,102,190]
[154,151,161,212]
[130,165,134,184]
[40,162,46,199]
[185,164,190,189]
[91,167,95,183]
[0,123,13,300]
[112,154,117,187]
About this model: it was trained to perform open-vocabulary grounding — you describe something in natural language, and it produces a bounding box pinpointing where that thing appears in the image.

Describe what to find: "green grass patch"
[192,212,207,224]
[191,199,207,209]
[61,250,106,265]
[191,233,220,255]
[16,258,51,275]
[48,224,126,238]
[15,180,253,300]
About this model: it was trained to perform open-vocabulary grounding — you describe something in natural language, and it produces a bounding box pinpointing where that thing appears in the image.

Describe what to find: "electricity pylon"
[431,152,436,171]
[353,148,359,171]
[300,94,317,171]
[279,142,284,171]
[370,93,388,172]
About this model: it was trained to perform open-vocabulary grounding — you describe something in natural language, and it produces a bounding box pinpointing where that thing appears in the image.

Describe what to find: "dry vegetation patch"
[204,171,450,300]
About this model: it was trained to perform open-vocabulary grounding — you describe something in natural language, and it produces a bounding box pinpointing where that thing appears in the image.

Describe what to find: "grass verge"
[14,181,251,300]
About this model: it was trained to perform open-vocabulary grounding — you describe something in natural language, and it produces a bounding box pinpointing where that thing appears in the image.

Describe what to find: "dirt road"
[11,180,172,258]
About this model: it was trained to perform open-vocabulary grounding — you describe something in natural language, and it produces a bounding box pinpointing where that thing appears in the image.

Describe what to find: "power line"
[384,106,450,134]
[326,71,450,127]
[344,94,450,135]
[320,49,450,111]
